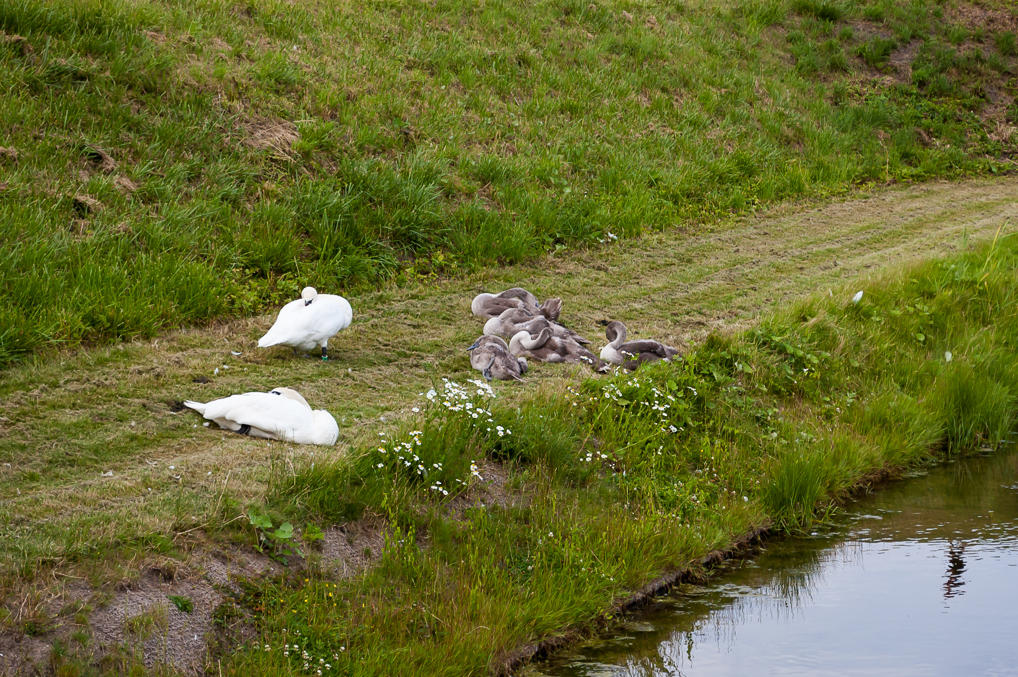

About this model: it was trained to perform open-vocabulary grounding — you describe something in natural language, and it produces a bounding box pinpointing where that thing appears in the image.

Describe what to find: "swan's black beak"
[304,299,313,306]
[466,339,480,351]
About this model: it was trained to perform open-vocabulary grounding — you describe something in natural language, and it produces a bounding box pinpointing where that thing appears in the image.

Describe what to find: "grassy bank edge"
[499,524,772,674]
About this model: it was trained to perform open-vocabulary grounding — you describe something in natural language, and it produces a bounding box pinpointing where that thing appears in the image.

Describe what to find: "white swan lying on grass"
[257,287,352,360]
[184,387,339,445]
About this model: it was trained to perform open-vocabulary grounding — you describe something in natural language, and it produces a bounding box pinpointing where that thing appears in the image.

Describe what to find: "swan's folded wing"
[196,393,259,422]
[207,393,314,439]
[620,340,671,358]
[258,299,307,347]
[230,396,314,439]
[305,297,352,338]
[259,297,351,347]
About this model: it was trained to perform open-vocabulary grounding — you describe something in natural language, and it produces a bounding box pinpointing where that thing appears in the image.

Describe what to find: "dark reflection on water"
[529,448,1018,677]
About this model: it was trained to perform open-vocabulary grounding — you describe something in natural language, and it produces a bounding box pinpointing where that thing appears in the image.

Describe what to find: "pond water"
[529,447,1018,677]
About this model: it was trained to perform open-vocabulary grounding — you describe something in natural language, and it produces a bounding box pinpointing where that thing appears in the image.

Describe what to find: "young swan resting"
[482,308,590,345]
[184,387,339,446]
[470,288,563,321]
[258,286,353,360]
[466,335,527,381]
[508,328,600,369]
[599,320,678,371]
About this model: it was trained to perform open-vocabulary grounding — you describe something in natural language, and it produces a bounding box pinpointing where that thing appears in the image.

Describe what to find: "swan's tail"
[539,297,562,321]
[257,330,285,348]
[183,400,206,414]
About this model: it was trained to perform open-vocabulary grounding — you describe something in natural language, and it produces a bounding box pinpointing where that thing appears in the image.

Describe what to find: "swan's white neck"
[482,316,502,336]
[509,331,532,355]
[471,293,496,317]
[600,344,622,364]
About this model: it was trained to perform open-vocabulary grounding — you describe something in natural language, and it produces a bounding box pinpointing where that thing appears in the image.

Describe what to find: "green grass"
[205,233,1018,675]
[3,176,1012,601]
[2,0,1017,366]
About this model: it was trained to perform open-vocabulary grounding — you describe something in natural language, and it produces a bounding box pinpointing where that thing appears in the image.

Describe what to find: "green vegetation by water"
[2,0,1017,366]
[534,448,1018,676]
[203,233,1018,676]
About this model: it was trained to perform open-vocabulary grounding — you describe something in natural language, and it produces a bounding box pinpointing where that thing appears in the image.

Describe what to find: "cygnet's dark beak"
[466,339,480,351]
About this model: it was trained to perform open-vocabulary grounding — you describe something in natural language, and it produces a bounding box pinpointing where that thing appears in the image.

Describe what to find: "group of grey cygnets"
[183,284,678,447]
[466,287,678,381]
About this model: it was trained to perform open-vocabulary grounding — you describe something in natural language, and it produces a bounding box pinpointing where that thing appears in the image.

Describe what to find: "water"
[530,448,1018,677]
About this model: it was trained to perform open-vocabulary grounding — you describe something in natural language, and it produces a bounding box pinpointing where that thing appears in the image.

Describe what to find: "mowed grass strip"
[1,0,1017,365]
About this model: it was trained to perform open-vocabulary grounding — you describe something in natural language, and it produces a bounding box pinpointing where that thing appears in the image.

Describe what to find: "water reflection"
[942,540,966,600]
[531,449,1018,677]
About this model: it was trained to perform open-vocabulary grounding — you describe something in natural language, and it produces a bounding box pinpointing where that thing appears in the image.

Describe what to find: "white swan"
[184,387,339,446]
[257,287,352,360]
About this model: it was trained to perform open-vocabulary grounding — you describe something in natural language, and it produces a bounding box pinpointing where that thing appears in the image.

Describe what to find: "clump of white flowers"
[373,380,509,498]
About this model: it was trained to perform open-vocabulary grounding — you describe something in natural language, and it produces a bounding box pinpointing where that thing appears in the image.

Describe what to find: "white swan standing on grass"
[257,287,352,360]
[184,387,339,446]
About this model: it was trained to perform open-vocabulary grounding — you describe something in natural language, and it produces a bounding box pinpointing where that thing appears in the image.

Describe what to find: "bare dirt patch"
[318,517,387,579]
[0,33,32,57]
[888,39,921,84]
[0,549,281,676]
[82,146,117,173]
[946,2,1018,34]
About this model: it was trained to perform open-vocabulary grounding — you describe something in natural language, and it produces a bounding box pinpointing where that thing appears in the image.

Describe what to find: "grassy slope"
[213,230,1018,677]
[2,0,1017,365]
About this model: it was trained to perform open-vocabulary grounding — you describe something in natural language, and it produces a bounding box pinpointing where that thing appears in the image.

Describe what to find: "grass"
[1,180,1014,672]
[197,231,1018,676]
[2,0,1017,366]
[2,176,1014,598]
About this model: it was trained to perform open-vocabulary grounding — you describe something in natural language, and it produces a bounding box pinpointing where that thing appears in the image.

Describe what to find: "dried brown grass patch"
[242,119,299,158]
